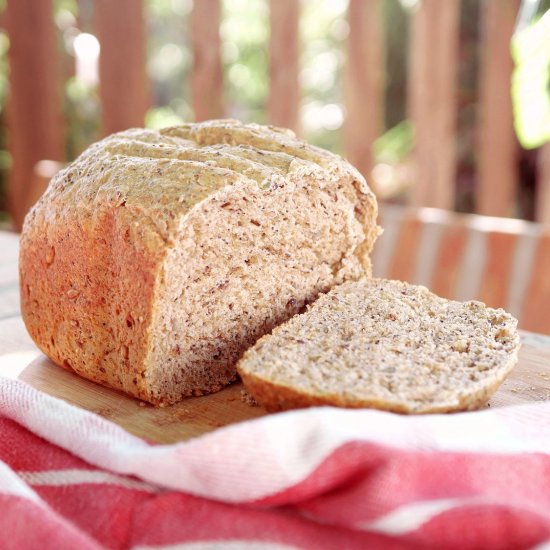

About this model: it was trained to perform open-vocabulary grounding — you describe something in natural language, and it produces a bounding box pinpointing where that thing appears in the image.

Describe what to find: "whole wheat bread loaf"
[19,120,380,405]
[237,278,520,413]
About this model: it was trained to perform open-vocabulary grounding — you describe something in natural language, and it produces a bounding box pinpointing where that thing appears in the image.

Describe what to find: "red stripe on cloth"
[33,485,154,550]
[0,494,101,550]
[260,441,550,523]
[0,418,95,471]
[128,492,405,550]
[411,505,550,550]
[260,443,550,549]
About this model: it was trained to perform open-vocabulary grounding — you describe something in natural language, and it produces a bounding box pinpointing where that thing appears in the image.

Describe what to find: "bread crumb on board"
[241,389,259,407]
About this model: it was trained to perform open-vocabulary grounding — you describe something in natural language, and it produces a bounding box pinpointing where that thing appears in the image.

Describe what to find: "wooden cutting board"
[1,316,549,444]
[18,355,267,443]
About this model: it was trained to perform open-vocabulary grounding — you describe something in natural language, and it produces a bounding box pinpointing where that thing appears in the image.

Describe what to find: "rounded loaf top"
[31,119,371,242]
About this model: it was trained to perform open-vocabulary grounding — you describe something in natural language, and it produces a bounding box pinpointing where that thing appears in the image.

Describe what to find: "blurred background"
[0,0,549,332]
[0,0,549,230]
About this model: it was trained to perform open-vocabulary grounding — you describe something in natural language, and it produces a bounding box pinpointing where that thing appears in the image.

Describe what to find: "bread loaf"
[237,278,520,413]
[20,120,380,405]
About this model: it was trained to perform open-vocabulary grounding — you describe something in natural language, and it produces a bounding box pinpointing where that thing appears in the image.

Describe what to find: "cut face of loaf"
[19,119,380,405]
[237,278,520,413]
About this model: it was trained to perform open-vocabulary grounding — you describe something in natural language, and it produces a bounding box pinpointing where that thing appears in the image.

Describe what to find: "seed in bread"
[19,119,380,406]
[237,278,520,413]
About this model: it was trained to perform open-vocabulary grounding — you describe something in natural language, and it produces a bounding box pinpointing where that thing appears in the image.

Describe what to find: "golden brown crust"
[20,205,161,400]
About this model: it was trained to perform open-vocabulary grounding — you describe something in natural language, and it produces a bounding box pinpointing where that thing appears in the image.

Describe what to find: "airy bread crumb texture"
[237,278,520,413]
[145,164,374,403]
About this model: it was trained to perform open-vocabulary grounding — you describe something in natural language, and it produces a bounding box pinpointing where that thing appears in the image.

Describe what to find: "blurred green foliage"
[146,0,193,128]
[373,120,413,164]
[512,7,550,149]
[54,0,100,159]
[382,0,408,129]
[299,0,347,152]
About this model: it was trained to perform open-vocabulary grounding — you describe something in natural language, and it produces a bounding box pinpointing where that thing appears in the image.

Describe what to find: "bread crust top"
[24,119,372,247]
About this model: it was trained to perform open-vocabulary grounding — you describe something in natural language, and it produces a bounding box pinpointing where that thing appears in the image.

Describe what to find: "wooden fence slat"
[6,0,64,231]
[191,0,224,121]
[536,143,550,224]
[95,0,148,135]
[344,0,383,183]
[477,0,519,217]
[408,0,459,209]
[268,0,299,131]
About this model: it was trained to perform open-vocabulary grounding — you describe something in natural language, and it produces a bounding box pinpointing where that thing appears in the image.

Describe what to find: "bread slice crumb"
[237,278,520,414]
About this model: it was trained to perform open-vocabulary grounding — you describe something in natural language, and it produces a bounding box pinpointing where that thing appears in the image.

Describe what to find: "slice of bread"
[237,278,520,413]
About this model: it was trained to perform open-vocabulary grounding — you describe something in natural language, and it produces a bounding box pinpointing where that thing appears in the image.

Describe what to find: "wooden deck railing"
[4,0,550,231]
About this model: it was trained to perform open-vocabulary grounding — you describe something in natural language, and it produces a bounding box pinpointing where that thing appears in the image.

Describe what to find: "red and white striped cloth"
[1,376,550,550]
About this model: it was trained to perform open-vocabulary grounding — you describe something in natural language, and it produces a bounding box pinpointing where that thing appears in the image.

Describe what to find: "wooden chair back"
[372,205,550,334]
